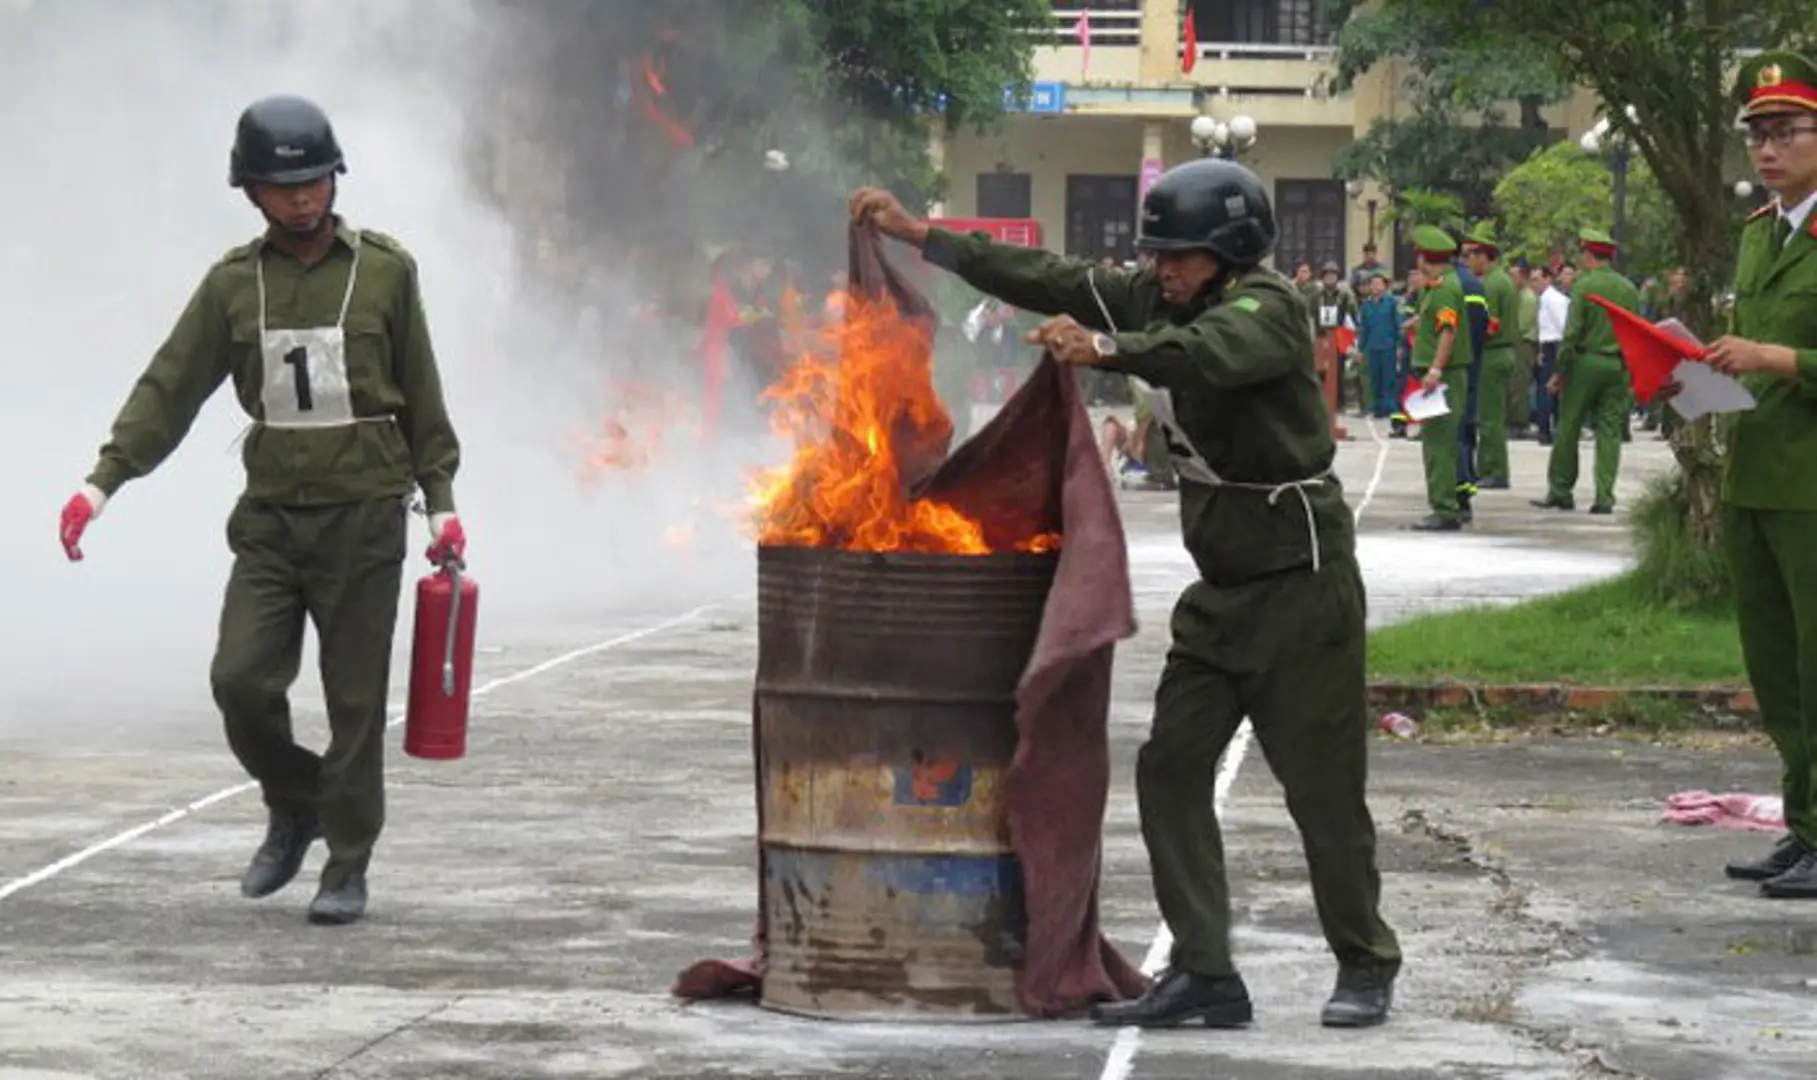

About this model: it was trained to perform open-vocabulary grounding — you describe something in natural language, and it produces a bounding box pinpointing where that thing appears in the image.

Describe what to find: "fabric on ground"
[1662,789,1785,832]
[672,224,1146,1017]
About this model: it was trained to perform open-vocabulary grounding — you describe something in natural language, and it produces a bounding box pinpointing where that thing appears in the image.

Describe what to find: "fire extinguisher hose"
[442,559,464,697]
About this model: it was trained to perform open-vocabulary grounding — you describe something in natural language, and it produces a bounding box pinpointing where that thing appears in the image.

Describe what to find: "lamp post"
[1579,105,1637,261]
[1191,113,1258,161]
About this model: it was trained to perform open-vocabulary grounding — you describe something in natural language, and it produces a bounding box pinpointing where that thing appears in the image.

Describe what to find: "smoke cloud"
[0,0,799,734]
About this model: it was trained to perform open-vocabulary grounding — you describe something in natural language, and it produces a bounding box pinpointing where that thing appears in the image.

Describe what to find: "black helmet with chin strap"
[1135,158,1276,267]
[229,95,346,189]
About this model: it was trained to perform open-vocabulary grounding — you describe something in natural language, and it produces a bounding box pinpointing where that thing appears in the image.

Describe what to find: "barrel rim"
[756,545,1059,570]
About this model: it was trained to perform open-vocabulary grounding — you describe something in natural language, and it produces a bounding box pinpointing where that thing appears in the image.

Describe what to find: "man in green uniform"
[1463,223,1520,489]
[57,96,465,926]
[850,160,1402,1028]
[1511,260,1539,439]
[1532,228,1640,513]
[1703,51,1817,898]
[1408,226,1469,531]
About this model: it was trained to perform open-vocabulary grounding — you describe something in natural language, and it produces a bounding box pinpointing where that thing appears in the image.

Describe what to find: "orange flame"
[749,293,1060,556]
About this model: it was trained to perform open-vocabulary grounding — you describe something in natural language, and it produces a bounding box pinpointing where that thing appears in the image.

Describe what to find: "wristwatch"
[1090,332,1119,359]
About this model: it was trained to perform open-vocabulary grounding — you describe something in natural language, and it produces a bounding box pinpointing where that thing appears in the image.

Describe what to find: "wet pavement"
[4,422,1810,1080]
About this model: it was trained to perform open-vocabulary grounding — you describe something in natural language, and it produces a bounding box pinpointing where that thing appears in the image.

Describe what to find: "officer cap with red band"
[1578,226,1617,259]
[1736,50,1817,119]
[1411,224,1457,262]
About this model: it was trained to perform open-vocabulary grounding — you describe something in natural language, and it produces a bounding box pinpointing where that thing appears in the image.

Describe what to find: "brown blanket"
[672,224,1145,1017]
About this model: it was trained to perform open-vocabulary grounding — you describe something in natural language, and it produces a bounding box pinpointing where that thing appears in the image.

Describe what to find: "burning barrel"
[754,544,1057,1020]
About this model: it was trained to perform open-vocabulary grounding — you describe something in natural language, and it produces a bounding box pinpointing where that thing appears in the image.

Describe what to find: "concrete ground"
[4,422,1810,1080]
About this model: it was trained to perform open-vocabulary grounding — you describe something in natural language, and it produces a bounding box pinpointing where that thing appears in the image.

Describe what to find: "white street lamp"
[1734,180,1755,199]
[1190,114,1218,146]
[1191,113,1258,160]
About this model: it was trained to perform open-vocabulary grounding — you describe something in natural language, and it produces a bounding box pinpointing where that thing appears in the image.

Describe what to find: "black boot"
[1725,833,1806,881]
[308,869,369,926]
[1761,850,1817,899]
[1321,979,1394,1028]
[1090,970,1253,1029]
[240,810,318,899]
[1530,495,1574,510]
[1408,514,1462,532]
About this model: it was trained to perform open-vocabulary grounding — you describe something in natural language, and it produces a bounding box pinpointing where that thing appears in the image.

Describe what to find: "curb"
[1368,681,1757,716]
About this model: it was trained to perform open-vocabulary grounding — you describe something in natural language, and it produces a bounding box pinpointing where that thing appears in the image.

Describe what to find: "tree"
[1492,142,1675,279]
[1378,187,1467,234]
[1322,0,1573,199]
[1331,0,1817,603]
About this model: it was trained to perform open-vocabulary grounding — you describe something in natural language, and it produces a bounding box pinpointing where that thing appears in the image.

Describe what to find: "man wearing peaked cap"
[1532,226,1640,513]
[1705,49,1817,897]
[1463,221,1519,489]
[1406,225,1469,530]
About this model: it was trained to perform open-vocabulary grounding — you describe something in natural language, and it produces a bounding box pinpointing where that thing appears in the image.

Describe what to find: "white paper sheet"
[1403,384,1450,421]
[1667,359,1757,421]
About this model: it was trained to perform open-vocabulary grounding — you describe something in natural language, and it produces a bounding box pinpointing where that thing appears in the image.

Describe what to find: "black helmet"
[229,95,346,188]
[1136,159,1276,266]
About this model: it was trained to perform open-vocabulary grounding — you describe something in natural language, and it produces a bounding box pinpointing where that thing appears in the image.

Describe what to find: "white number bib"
[256,233,362,429]
[1319,303,1339,328]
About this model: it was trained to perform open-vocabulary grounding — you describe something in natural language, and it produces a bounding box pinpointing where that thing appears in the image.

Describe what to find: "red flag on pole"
[1585,295,1706,405]
[1182,9,1199,75]
[1074,11,1091,78]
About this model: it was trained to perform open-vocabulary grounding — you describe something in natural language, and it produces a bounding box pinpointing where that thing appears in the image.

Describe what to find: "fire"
[749,293,1061,555]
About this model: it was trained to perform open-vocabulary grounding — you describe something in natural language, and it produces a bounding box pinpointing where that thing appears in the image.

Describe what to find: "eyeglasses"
[1743,124,1817,149]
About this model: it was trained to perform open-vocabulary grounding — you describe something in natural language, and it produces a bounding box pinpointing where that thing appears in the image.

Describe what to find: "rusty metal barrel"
[754,545,1058,1021]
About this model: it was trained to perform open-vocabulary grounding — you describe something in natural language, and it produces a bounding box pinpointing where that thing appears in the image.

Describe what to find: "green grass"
[1368,572,1746,687]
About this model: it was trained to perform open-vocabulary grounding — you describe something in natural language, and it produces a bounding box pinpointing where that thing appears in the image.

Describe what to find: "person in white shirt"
[1533,264,1572,444]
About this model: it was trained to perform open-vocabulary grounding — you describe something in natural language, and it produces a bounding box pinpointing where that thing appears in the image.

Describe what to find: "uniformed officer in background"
[851,158,1402,1031]
[1704,50,1817,898]
[1408,226,1469,531]
[1532,227,1640,514]
[58,95,466,926]
[1463,223,1520,489]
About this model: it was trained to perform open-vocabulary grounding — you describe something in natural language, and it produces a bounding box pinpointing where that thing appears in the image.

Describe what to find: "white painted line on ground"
[0,604,717,904]
[1099,418,1391,1080]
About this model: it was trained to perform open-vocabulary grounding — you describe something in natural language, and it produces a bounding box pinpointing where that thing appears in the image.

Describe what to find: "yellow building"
[934,0,1617,276]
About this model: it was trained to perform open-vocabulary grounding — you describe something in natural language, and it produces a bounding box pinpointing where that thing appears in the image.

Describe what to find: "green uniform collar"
[252,215,361,261]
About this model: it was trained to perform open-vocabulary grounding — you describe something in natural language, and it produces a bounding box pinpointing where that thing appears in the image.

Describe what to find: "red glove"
[59,486,107,562]
[426,513,466,565]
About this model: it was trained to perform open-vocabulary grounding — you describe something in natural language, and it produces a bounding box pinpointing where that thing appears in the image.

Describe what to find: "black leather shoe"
[1589,504,1615,515]
[1725,833,1806,881]
[1090,970,1253,1029]
[240,811,318,899]
[1530,496,1574,510]
[307,872,368,926]
[1408,514,1463,532]
[1321,982,1393,1028]
[1478,477,1510,490]
[1761,851,1817,899]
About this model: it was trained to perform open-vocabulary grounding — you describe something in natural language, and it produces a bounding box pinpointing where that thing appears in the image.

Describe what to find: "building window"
[1065,174,1138,262]
[1190,0,1334,47]
[977,171,1033,219]
[1274,179,1346,274]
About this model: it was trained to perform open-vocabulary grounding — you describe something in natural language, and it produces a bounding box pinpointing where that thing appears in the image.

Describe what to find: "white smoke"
[0,0,778,734]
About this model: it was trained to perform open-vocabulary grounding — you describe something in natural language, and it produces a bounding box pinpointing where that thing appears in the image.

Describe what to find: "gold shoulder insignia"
[1747,202,1775,222]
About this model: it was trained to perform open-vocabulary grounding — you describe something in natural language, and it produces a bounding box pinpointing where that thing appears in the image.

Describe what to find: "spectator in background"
[1349,242,1385,293]
[1356,271,1401,420]
[1533,264,1570,446]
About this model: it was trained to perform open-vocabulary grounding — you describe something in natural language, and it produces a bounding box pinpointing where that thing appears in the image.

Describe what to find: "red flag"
[1182,9,1198,75]
[1585,295,1706,405]
[697,268,741,440]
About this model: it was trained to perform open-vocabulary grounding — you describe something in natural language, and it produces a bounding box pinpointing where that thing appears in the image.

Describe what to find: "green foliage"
[1628,469,1734,611]
[1378,188,1467,233]
[1491,142,1675,276]
[1323,0,1571,195]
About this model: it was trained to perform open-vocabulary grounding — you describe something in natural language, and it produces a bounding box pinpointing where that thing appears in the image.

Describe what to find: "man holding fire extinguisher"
[55,95,465,926]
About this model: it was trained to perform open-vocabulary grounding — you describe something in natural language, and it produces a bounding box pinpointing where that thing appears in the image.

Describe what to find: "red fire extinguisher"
[404,556,480,760]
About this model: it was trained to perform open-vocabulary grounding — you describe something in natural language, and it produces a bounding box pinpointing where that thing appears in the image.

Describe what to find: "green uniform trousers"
[1476,346,1517,483]
[1725,506,1817,847]
[1545,352,1629,508]
[210,496,409,887]
[1508,341,1536,429]
[1418,366,1468,519]
[1137,558,1402,987]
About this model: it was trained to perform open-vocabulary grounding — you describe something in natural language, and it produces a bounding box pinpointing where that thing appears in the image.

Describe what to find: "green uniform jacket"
[86,219,460,512]
[1722,209,1817,510]
[1517,282,1539,343]
[1555,265,1641,380]
[921,228,1350,585]
[1483,267,1520,352]
[1411,270,1466,371]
